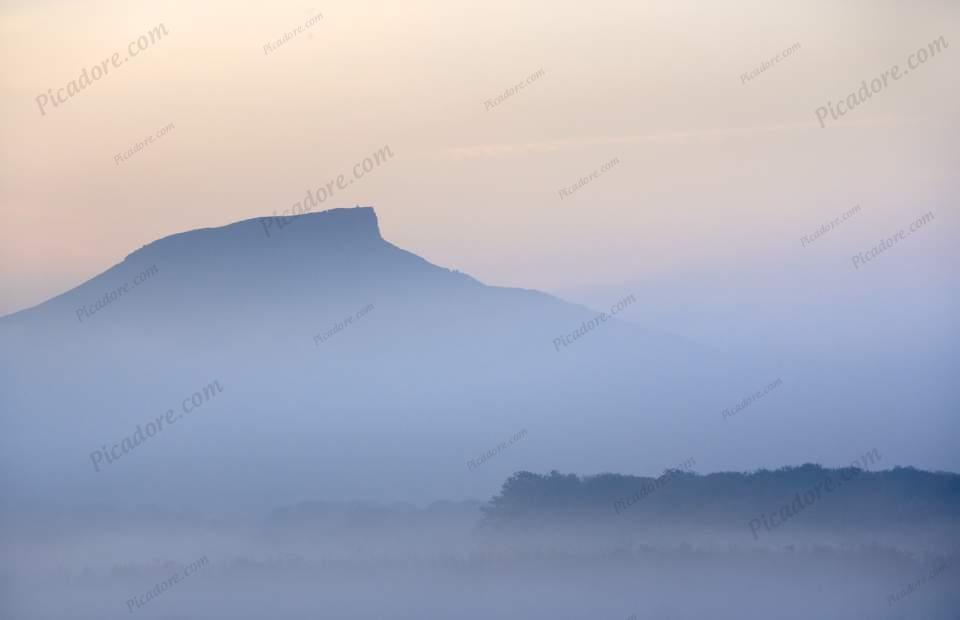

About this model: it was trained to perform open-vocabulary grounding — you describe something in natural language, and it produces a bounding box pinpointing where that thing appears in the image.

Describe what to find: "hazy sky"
[1,0,958,318]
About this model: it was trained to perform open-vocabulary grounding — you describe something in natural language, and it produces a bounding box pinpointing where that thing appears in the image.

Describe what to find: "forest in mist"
[3,465,958,619]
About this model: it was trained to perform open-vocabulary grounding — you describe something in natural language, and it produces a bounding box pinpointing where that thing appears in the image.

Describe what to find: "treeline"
[481,466,960,529]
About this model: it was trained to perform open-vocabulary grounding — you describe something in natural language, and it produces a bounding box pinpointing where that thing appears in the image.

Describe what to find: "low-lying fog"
[3,496,957,620]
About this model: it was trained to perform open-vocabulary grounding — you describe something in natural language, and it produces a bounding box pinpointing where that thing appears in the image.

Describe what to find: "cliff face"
[253,205,383,243]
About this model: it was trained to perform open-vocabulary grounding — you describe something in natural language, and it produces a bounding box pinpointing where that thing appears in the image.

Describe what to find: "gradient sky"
[1,0,957,323]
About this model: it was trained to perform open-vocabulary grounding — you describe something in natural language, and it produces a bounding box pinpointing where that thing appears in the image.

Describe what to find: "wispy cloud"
[444,123,821,159]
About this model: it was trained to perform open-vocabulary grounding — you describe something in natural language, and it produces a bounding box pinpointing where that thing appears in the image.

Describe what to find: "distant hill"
[0,207,734,510]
